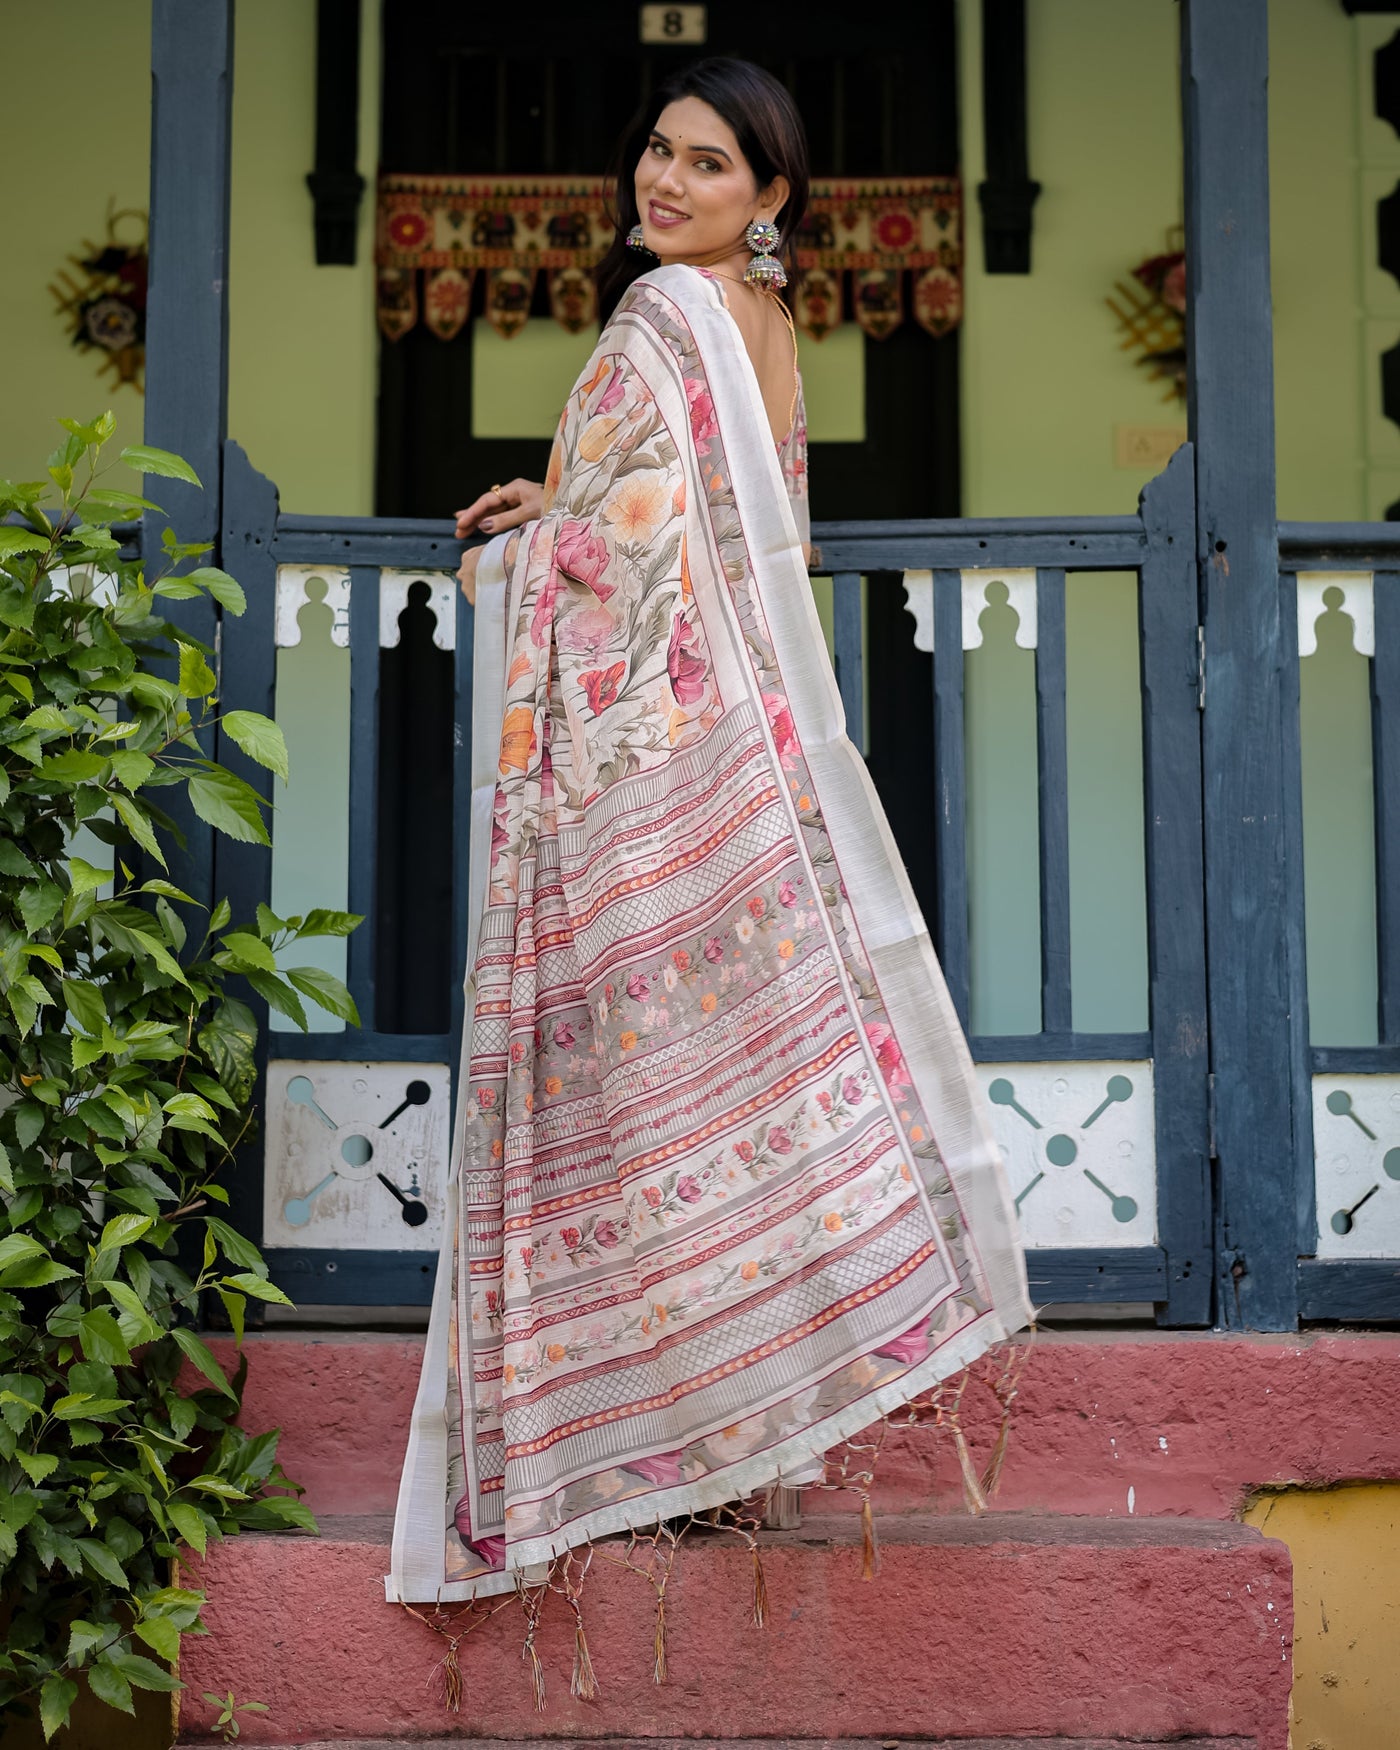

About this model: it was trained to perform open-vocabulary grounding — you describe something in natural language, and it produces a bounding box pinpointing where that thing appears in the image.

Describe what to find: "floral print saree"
[389,264,1030,1604]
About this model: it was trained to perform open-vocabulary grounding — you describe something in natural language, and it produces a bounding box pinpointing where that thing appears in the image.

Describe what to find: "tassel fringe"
[424,1330,1035,1716]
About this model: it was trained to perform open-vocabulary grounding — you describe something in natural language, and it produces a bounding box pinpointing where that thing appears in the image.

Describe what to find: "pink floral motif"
[453,1493,506,1567]
[865,1021,912,1101]
[626,1451,684,1487]
[676,1174,704,1202]
[553,1022,577,1048]
[684,378,719,452]
[594,1219,621,1248]
[667,612,707,706]
[560,1226,581,1248]
[581,661,625,716]
[597,370,626,415]
[627,973,651,1000]
[874,1319,932,1367]
[817,1091,832,1112]
[841,1075,862,1107]
[557,520,612,595]
[764,692,798,769]
[642,1185,663,1208]
[778,879,798,908]
[557,604,615,656]
[767,1126,793,1155]
[529,572,558,648]
[703,936,724,963]
[735,1140,756,1162]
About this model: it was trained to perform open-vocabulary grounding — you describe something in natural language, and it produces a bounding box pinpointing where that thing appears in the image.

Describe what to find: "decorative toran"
[49,208,150,393]
[1106,235,1187,404]
[376,174,962,344]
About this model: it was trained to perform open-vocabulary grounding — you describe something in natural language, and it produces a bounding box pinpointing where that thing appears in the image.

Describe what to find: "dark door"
[375,1,957,1024]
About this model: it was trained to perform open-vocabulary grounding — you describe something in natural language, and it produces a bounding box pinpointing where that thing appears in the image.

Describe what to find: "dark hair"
[596,58,810,322]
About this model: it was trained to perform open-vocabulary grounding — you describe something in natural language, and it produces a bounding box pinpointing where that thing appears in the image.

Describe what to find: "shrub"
[0,415,358,1739]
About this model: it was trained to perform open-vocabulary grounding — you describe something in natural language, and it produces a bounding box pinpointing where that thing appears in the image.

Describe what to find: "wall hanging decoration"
[49,206,149,391]
[376,175,962,344]
[1106,233,1187,403]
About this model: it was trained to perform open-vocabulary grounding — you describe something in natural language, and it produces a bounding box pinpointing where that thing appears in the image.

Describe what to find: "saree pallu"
[388,264,1030,1604]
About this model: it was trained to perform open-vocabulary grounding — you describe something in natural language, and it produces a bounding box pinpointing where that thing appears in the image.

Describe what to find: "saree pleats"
[388,264,1030,1604]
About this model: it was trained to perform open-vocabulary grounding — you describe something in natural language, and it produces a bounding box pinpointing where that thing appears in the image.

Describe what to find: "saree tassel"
[441,1636,464,1713]
[954,1422,988,1515]
[750,1543,769,1627]
[516,1576,549,1712]
[859,1491,879,1580]
[653,1585,669,1685]
[980,1413,1012,1500]
[570,1607,599,1701]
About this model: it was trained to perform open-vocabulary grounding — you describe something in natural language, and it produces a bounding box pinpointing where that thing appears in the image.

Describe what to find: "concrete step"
[175,1512,1291,1748]
[209,1328,1400,1521]
[182,1739,1258,1749]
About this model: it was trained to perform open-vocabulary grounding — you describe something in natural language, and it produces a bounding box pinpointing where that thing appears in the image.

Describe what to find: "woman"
[389,58,1029,1617]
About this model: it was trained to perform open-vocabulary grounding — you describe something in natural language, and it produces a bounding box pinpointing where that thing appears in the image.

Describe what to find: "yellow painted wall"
[0,3,152,487]
[1245,1483,1400,1750]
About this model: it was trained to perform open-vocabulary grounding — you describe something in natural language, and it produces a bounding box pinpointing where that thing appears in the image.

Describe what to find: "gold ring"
[490,483,505,498]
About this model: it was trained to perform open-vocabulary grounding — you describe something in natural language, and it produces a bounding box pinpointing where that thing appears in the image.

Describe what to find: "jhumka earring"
[743,218,787,290]
[626,223,654,255]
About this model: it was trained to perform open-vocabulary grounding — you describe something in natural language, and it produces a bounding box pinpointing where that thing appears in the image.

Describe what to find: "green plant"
[0,414,360,1739]
[201,1687,269,1741]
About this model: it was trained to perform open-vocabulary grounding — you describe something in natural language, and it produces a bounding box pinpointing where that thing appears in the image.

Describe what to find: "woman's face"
[633,95,787,265]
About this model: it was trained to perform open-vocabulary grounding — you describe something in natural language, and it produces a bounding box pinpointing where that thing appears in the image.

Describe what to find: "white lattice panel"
[976,1060,1157,1248]
[262,1060,450,1251]
[1313,1073,1400,1258]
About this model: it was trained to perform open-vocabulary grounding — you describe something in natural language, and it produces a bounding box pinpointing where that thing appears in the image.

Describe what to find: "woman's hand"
[457,544,481,606]
[454,478,543,540]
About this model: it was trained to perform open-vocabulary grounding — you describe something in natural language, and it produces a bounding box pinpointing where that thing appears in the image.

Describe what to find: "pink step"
[187,1740,1258,1749]
[211,1329,1400,1520]
[175,1512,1291,1748]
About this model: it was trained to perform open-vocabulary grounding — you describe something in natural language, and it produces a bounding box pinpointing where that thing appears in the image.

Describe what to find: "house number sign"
[640,5,707,43]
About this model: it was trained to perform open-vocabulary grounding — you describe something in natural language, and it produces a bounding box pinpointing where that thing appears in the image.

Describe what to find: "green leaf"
[218,930,277,972]
[87,1656,135,1715]
[166,1499,209,1555]
[209,896,232,931]
[0,526,48,557]
[78,1308,132,1367]
[19,881,64,934]
[73,1098,129,1141]
[285,966,361,1027]
[188,566,247,613]
[0,1234,47,1273]
[151,577,204,600]
[68,856,111,895]
[62,977,108,1036]
[204,1216,265,1271]
[243,969,307,1031]
[0,838,37,878]
[109,1649,183,1692]
[118,444,201,486]
[133,1613,183,1663]
[98,1213,152,1253]
[40,1674,79,1741]
[220,709,288,781]
[187,767,269,846]
[111,792,168,870]
[17,1449,59,1482]
[12,1100,44,1148]
[177,641,216,700]
[186,1474,250,1500]
[223,1271,293,1306]
[296,907,363,938]
[215,1288,245,1344]
[169,1326,236,1398]
[77,1536,130,1589]
[110,749,156,791]
[66,1618,111,1664]
[0,1140,12,1195]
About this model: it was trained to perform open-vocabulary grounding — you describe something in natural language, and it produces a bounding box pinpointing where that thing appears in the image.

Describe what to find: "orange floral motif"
[619,1029,638,1051]
[823,1212,844,1233]
[899,1162,913,1181]
[777,939,794,958]
[578,415,622,462]
[546,1343,567,1362]
[503,1363,517,1384]
[604,477,668,541]
[740,1260,759,1281]
[498,705,537,774]
[545,1075,563,1095]
[700,992,718,1013]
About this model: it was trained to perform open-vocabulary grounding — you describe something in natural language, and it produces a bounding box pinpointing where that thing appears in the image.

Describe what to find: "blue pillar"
[1181,0,1305,1328]
[143,0,235,910]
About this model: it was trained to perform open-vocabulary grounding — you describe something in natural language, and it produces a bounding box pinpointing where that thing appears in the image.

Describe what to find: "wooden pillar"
[1181,0,1305,1329]
[144,0,235,911]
